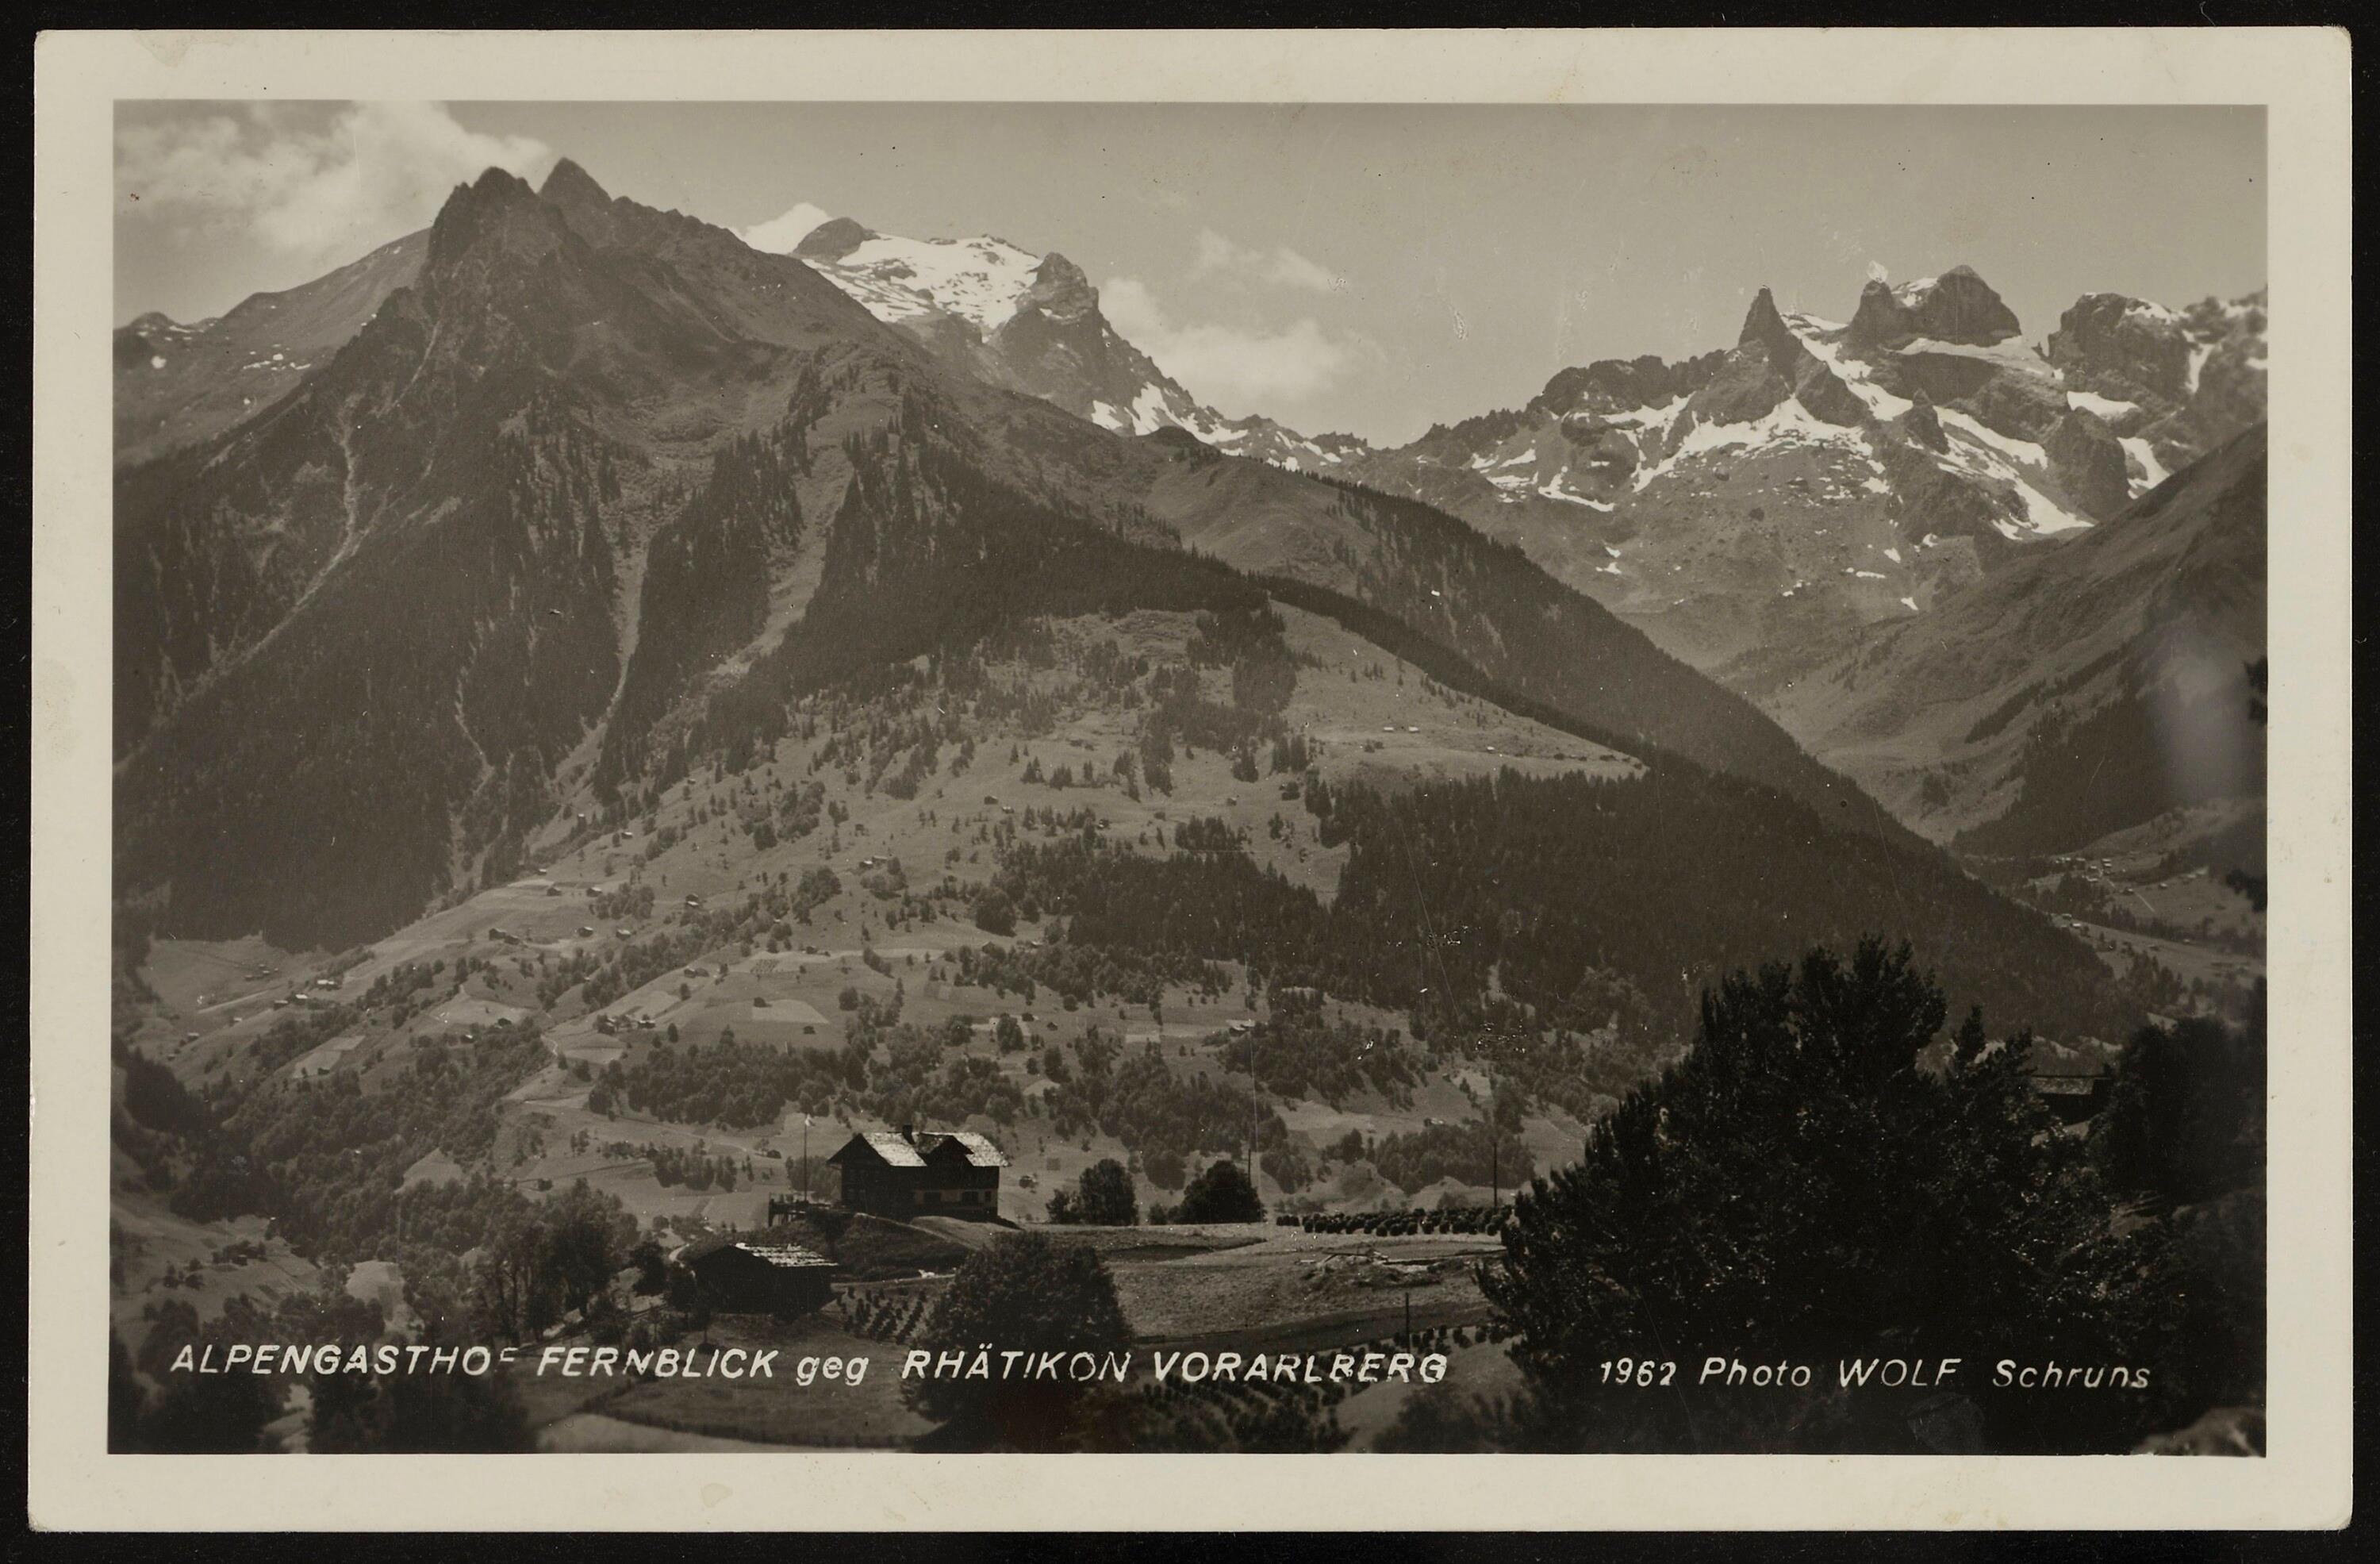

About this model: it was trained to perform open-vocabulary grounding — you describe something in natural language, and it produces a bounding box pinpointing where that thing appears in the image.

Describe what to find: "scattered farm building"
[828,1124,1008,1220]
[676,1235,838,1316]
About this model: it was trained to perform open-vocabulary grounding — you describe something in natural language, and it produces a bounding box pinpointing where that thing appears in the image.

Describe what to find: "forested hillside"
[1001,765,2121,1056]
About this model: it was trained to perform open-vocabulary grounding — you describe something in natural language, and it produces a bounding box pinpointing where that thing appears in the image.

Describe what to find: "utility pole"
[1248,1084,1260,1185]
[1488,1051,1499,1212]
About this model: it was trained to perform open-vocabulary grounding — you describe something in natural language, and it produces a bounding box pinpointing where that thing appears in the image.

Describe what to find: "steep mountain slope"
[787,216,1368,472]
[1762,425,2267,851]
[1121,438,1894,832]
[114,160,920,944]
[113,230,428,466]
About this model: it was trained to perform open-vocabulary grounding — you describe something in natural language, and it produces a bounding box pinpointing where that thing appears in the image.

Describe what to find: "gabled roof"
[827,1127,1009,1170]
[924,1130,1010,1169]
[679,1234,837,1270]
[829,1129,927,1168]
[736,1242,836,1270]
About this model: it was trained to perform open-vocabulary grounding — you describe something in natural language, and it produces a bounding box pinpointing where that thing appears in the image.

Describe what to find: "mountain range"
[1331,268,2266,681]
[733,217,2268,859]
[115,160,1907,953]
[110,158,2259,990]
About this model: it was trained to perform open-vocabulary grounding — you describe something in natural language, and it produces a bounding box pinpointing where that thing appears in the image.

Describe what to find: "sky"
[116,102,2265,448]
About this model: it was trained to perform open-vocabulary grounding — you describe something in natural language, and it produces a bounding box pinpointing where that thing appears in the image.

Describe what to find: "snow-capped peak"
[781,214,1371,476]
[791,221,1046,336]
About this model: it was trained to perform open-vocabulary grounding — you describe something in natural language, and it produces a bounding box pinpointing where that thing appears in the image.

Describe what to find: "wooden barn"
[827,1124,1008,1220]
[677,1236,839,1316]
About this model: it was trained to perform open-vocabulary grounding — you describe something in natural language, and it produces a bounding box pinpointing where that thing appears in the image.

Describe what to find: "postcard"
[29,25,2352,1530]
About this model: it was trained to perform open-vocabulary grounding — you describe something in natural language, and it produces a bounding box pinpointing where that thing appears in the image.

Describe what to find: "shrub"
[973,889,1018,936]
[1174,1159,1264,1224]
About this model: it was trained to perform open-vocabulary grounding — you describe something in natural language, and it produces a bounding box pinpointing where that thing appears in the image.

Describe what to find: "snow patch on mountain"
[1626,399,1861,493]
[1129,382,1177,436]
[1537,473,1614,509]
[2121,436,2171,492]
[1937,407,2047,469]
[1598,395,1689,432]
[2186,340,2217,395]
[1685,398,1862,455]
[1936,407,2092,536]
[808,232,1044,335]
[2008,478,2093,536]
[2067,389,2139,420]
[1789,321,1914,421]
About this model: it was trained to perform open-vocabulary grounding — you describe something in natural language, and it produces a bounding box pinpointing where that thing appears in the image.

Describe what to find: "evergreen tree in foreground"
[1482,936,2173,1454]
[906,1232,1132,1451]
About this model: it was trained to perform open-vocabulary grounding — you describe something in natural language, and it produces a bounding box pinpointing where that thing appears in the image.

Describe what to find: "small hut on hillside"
[676,1235,838,1316]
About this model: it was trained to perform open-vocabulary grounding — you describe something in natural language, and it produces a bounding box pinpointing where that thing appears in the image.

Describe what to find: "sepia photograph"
[30,26,2353,1531]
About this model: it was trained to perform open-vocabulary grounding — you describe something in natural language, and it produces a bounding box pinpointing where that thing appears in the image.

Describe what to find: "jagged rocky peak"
[1533,352,1726,425]
[2044,285,2265,471]
[426,165,564,269]
[793,216,874,261]
[1894,390,1948,452]
[2194,286,2267,332]
[1737,286,1791,347]
[536,156,639,248]
[1012,250,1098,324]
[1847,264,2021,350]
[2044,405,2134,520]
[1733,286,1868,428]
[2046,292,2194,400]
[538,156,613,210]
[1690,332,1793,425]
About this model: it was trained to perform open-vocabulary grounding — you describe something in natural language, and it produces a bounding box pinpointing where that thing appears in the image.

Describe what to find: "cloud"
[737,201,835,255]
[1191,228,1338,292]
[1103,276,1370,413]
[117,102,553,272]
